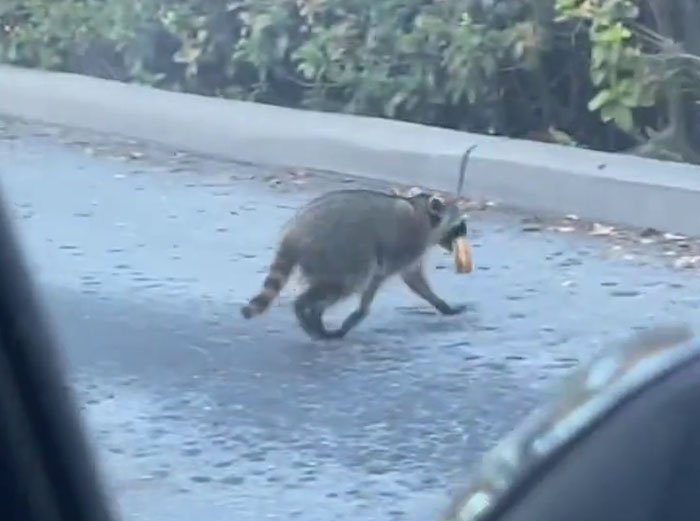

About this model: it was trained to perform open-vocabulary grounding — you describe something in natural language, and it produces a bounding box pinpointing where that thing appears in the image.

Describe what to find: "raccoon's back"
[282,190,430,279]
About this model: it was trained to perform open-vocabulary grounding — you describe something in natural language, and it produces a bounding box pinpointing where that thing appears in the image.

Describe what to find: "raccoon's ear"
[427,195,446,215]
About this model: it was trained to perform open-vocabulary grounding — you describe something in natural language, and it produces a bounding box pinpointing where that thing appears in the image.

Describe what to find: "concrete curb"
[3,64,700,236]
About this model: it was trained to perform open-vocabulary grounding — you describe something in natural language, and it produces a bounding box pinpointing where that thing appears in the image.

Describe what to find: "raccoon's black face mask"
[438,217,467,253]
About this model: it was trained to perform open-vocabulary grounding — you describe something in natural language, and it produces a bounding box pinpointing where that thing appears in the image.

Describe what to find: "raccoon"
[240,188,468,339]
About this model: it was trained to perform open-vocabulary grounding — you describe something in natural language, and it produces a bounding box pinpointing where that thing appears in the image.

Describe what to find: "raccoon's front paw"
[323,330,347,340]
[441,303,467,315]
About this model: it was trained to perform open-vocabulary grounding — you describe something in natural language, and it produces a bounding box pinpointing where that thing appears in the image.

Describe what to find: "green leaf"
[592,46,606,68]
[637,81,658,107]
[512,39,525,60]
[250,13,272,36]
[173,44,202,65]
[297,61,316,79]
[588,88,613,111]
[618,2,640,20]
[614,107,634,132]
[602,104,634,132]
[615,78,638,107]
[385,91,407,117]
[591,68,606,86]
[548,126,578,146]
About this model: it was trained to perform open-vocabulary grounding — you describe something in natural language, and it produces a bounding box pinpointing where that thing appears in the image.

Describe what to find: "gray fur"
[241,188,466,339]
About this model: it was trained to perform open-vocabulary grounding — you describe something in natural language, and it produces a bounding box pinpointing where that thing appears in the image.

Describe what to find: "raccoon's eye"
[428,195,446,215]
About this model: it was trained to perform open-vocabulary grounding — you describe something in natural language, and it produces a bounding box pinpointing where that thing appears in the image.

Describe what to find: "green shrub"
[2,0,699,163]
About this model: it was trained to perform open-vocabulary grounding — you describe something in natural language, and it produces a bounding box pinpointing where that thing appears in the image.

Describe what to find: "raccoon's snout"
[438,217,467,252]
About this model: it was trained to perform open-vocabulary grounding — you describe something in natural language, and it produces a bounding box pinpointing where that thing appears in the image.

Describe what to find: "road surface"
[2,117,700,521]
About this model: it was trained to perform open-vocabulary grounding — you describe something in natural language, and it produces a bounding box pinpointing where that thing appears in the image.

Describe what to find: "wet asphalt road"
[2,118,700,521]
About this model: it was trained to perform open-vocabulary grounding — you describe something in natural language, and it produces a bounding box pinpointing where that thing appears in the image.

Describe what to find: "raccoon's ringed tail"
[241,246,296,319]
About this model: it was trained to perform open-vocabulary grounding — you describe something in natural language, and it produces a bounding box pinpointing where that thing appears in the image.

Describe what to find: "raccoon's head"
[392,186,467,251]
[437,216,467,252]
[393,186,449,223]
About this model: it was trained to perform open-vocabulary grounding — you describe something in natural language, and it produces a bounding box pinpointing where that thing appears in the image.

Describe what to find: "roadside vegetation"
[2,0,699,164]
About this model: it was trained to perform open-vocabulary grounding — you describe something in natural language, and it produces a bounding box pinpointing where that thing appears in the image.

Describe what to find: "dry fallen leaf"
[552,226,575,233]
[674,256,700,269]
[289,169,311,186]
[590,223,615,236]
[664,232,687,241]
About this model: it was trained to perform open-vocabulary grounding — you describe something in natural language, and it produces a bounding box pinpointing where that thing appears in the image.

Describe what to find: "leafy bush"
[1,0,699,163]
[557,0,700,162]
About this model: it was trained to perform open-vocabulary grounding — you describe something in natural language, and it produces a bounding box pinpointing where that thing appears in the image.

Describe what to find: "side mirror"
[439,324,700,521]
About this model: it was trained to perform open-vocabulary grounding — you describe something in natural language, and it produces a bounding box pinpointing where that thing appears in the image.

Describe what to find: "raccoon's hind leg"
[293,283,346,340]
[327,273,385,339]
[401,262,465,315]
